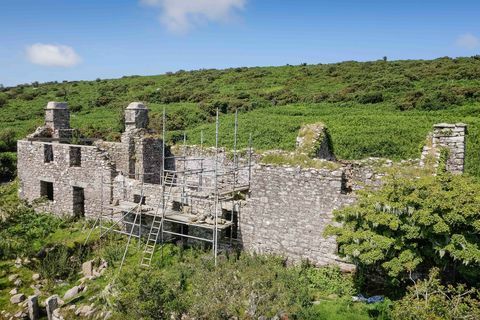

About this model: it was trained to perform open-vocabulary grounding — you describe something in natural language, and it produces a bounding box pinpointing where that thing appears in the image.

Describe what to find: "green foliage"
[101,241,125,267]
[0,128,16,152]
[3,57,480,176]
[114,247,365,320]
[260,152,340,170]
[304,265,355,298]
[0,182,64,258]
[307,298,391,320]
[326,172,480,287]
[391,268,480,320]
[0,152,16,181]
[0,93,7,108]
[38,245,75,281]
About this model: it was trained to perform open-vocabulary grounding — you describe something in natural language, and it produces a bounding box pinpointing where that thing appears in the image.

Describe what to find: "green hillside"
[2,56,480,179]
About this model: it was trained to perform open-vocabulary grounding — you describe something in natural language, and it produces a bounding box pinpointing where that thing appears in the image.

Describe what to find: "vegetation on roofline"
[2,56,480,180]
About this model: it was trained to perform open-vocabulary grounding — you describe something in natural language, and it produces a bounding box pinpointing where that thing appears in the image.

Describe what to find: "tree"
[325,171,480,286]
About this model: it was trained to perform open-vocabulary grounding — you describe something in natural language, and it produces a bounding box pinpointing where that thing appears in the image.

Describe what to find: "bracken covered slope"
[1,56,480,177]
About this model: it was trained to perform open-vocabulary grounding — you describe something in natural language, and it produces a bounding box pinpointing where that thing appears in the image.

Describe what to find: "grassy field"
[1,56,480,177]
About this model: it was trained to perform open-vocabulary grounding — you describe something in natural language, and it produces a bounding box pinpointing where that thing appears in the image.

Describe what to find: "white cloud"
[26,43,82,67]
[140,0,246,34]
[456,33,480,50]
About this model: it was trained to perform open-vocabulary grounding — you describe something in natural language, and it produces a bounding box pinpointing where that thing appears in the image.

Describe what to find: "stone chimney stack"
[45,101,70,130]
[45,101,70,138]
[125,102,148,131]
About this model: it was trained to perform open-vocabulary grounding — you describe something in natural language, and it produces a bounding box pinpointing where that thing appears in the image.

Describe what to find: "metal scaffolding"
[85,108,252,271]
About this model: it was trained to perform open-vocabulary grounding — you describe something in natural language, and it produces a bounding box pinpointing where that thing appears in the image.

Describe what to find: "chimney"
[125,102,148,131]
[45,102,70,138]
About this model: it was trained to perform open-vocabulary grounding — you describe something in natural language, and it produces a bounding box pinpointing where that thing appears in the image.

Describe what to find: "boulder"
[14,257,22,268]
[63,284,85,300]
[81,260,94,278]
[30,284,42,296]
[9,288,18,295]
[52,308,64,320]
[13,279,22,287]
[63,286,80,300]
[13,310,27,319]
[10,293,26,304]
[75,305,95,317]
[32,273,41,281]
[8,274,19,282]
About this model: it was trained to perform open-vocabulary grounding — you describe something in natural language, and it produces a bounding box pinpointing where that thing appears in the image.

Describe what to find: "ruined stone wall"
[239,164,356,267]
[17,140,115,218]
[420,123,466,174]
[95,141,130,176]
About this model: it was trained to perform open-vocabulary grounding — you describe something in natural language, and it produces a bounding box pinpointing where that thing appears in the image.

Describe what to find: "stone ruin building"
[17,101,467,269]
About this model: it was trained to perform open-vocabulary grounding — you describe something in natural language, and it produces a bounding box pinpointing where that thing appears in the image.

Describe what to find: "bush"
[113,248,363,319]
[356,91,384,104]
[0,185,64,259]
[115,268,188,319]
[102,242,125,267]
[0,152,16,181]
[0,128,16,152]
[0,93,7,107]
[305,265,355,297]
[326,172,480,288]
[69,104,82,113]
[392,268,480,320]
[38,245,73,280]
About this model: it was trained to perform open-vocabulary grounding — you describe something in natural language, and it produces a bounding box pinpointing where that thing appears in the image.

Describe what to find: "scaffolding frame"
[85,108,252,271]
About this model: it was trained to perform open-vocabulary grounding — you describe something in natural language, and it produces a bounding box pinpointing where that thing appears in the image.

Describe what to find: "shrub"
[0,93,7,107]
[397,90,424,110]
[69,104,82,113]
[391,268,480,320]
[102,242,125,267]
[0,185,64,259]
[0,152,16,181]
[305,265,355,298]
[326,172,480,288]
[38,245,72,280]
[113,248,362,319]
[0,128,17,152]
[115,268,188,319]
[94,95,113,107]
[356,91,384,104]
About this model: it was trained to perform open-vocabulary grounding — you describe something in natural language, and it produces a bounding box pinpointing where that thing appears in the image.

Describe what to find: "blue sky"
[1,0,479,86]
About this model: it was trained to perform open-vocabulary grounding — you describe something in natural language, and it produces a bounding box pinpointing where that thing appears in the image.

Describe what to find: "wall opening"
[172,201,182,211]
[72,186,85,217]
[40,181,54,201]
[133,194,146,205]
[69,147,81,167]
[224,209,238,239]
[44,144,53,163]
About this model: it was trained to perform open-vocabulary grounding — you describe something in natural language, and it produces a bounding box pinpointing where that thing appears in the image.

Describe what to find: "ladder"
[140,172,175,267]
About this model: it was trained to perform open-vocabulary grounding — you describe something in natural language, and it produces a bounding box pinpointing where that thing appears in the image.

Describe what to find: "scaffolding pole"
[161,107,166,258]
[214,108,219,266]
[85,105,254,270]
